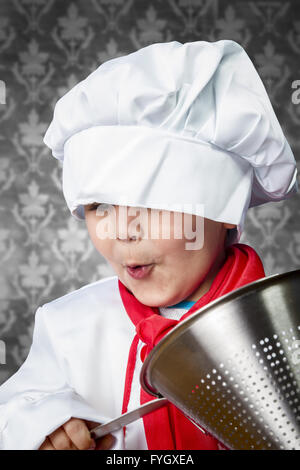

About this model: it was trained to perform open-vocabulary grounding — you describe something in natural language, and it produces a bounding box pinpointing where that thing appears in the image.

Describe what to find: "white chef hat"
[43,39,298,244]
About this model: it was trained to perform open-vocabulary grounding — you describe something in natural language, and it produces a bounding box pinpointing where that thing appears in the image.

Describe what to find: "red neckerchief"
[118,243,266,449]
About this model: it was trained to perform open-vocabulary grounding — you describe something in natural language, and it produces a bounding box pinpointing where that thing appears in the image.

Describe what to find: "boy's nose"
[116,206,146,241]
[117,231,142,242]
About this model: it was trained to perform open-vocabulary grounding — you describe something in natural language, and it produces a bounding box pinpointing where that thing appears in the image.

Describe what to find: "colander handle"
[90,397,168,440]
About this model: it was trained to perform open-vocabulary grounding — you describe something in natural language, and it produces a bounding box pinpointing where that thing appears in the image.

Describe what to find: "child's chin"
[133,290,171,308]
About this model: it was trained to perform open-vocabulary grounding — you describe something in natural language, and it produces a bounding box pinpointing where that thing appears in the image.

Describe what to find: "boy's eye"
[87,203,115,213]
[88,203,100,211]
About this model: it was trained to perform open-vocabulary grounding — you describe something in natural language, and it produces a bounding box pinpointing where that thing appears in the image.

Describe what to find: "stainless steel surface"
[140,269,300,450]
[90,397,168,439]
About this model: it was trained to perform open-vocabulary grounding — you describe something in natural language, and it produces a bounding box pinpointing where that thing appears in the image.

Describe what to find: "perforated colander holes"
[194,375,255,419]
[260,330,300,358]
[192,364,294,430]
[237,356,284,407]
[228,358,295,432]
[254,339,300,391]
[203,404,262,448]
[271,371,299,400]
[193,391,292,448]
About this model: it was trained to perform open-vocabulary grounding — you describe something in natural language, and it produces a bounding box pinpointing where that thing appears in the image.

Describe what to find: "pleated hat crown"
[43,39,298,243]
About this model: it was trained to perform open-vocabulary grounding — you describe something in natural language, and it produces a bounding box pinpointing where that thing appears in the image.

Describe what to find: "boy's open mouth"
[125,263,154,280]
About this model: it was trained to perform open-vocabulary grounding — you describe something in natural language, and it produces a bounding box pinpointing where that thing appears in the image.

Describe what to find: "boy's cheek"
[88,231,114,258]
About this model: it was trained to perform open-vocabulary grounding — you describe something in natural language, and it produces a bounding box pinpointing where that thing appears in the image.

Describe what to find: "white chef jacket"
[0,275,188,450]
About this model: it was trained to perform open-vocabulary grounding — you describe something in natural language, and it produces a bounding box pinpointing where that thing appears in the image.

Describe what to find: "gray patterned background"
[0,0,299,384]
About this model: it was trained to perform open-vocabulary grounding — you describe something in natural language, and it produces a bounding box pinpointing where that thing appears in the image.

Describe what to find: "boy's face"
[84,204,236,307]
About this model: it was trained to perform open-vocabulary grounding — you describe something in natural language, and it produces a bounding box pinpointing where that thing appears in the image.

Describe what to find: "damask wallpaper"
[0,0,299,383]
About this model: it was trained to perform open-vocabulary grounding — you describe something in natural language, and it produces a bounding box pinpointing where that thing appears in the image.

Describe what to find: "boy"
[0,39,298,450]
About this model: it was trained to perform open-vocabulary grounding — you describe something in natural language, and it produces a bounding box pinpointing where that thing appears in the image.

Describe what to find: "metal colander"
[140,269,300,450]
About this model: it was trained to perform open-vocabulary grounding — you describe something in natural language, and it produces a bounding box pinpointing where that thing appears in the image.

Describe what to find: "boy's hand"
[39,417,115,450]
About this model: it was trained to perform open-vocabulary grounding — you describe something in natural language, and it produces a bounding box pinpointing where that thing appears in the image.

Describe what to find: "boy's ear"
[223,223,237,230]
